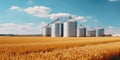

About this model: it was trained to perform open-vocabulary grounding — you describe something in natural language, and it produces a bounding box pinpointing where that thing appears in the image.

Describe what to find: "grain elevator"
[42,24,51,36]
[51,19,63,37]
[87,27,96,37]
[77,25,86,37]
[63,17,77,37]
[96,26,104,37]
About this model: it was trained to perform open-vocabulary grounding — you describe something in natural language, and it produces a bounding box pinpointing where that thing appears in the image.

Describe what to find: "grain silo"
[96,26,104,37]
[87,27,96,37]
[51,20,63,37]
[64,17,77,37]
[42,24,51,37]
[77,25,86,37]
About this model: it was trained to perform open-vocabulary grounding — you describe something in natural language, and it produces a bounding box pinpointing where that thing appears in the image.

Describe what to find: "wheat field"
[0,37,120,60]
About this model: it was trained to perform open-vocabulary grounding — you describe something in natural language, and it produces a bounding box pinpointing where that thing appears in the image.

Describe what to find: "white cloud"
[10,6,88,22]
[105,26,120,36]
[0,22,47,34]
[50,13,87,22]
[75,16,87,22]
[108,0,120,2]
[10,6,21,11]
[50,13,71,20]
[10,6,51,18]
[24,6,51,18]
[108,26,113,29]
[86,16,93,19]
[113,34,120,37]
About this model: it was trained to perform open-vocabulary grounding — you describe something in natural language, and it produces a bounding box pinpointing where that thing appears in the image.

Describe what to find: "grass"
[0,37,120,60]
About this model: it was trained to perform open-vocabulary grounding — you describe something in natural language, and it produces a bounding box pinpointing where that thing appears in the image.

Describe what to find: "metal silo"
[42,24,51,37]
[64,18,77,37]
[87,27,96,37]
[77,25,86,37]
[51,21,63,37]
[96,26,104,37]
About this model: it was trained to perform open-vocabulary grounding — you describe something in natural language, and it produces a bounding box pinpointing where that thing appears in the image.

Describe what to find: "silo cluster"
[42,17,105,37]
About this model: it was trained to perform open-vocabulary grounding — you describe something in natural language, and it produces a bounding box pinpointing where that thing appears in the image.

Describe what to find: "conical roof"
[64,16,76,22]
[43,24,51,28]
[78,25,85,28]
[55,21,62,24]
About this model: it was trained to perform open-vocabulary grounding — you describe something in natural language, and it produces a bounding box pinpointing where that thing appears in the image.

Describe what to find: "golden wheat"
[0,37,120,60]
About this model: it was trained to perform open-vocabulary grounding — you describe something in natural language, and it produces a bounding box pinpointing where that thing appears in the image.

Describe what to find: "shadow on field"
[110,55,120,60]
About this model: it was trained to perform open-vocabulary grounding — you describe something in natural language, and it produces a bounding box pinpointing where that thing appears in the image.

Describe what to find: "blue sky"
[0,0,120,35]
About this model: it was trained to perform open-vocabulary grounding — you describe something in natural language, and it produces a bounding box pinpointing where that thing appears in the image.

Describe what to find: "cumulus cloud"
[75,16,87,22]
[10,6,88,22]
[50,13,71,20]
[24,6,51,18]
[10,6,21,11]
[10,6,51,18]
[0,22,47,34]
[49,13,87,22]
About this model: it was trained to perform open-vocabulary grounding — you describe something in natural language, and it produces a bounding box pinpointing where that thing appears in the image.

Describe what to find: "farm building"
[42,17,105,37]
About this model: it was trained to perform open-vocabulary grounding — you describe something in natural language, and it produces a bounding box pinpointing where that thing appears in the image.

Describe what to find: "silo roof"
[43,24,51,28]
[78,25,85,28]
[65,19,76,22]
[55,21,62,24]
